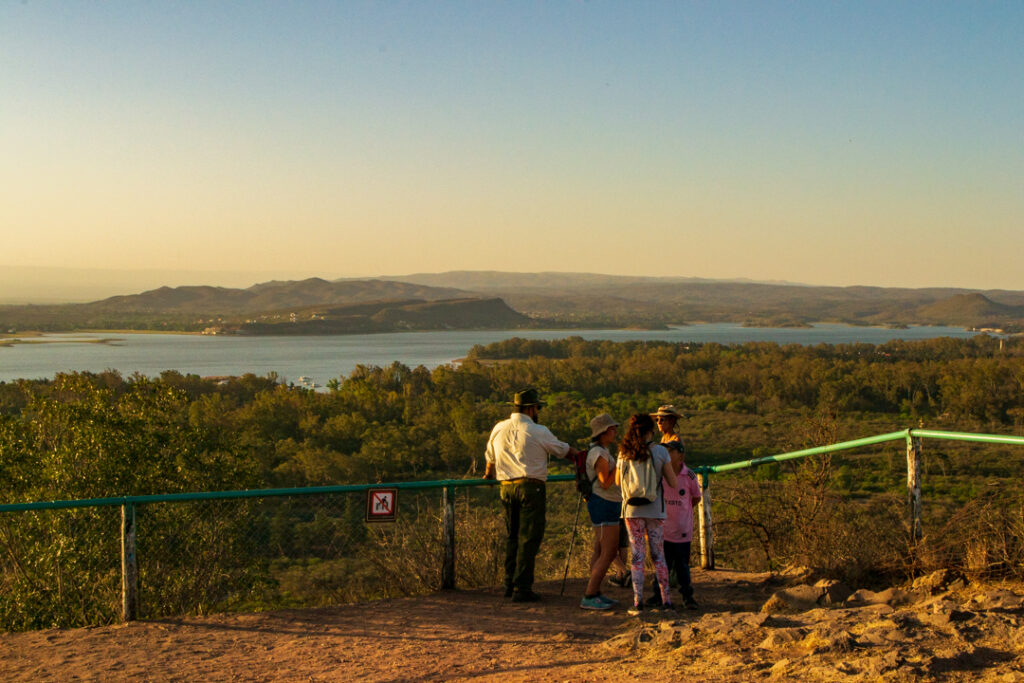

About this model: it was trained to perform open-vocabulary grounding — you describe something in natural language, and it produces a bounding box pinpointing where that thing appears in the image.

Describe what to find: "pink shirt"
[663,465,702,543]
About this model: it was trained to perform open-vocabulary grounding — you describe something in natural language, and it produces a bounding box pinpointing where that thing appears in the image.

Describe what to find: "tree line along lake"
[0,323,987,387]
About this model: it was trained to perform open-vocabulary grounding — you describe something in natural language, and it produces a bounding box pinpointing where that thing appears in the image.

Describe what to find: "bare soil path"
[0,570,757,682]
[2,569,1023,682]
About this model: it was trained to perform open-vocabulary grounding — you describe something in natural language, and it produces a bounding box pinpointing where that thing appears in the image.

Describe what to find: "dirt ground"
[2,569,1023,682]
[0,569,761,682]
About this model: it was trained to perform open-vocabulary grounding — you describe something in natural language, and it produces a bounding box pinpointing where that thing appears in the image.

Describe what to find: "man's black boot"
[512,590,541,603]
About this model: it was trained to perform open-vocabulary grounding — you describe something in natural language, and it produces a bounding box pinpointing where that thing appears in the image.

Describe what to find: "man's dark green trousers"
[499,479,546,593]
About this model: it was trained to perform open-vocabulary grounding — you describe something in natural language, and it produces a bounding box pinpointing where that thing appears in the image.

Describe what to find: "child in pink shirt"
[653,439,702,609]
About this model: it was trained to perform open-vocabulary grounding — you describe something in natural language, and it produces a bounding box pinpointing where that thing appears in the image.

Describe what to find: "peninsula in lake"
[1,272,1023,334]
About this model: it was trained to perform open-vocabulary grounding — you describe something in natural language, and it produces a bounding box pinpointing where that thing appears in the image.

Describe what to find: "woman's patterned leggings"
[624,517,671,607]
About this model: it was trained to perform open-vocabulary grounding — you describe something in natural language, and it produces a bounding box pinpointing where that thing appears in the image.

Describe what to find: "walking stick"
[560,492,584,596]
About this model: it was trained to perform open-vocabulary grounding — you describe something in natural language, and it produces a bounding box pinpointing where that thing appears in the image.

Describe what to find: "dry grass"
[913,492,1024,580]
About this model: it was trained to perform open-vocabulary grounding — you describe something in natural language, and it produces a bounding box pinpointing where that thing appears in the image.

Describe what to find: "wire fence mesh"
[4,432,1024,631]
[703,440,1024,584]
[708,450,909,583]
[0,481,606,631]
[0,506,121,631]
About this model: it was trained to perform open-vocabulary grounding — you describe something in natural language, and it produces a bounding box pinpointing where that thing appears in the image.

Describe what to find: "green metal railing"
[0,475,575,623]
[0,478,569,513]
[700,430,911,474]
[687,428,1024,570]
[2,428,1023,625]
[703,429,1024,475]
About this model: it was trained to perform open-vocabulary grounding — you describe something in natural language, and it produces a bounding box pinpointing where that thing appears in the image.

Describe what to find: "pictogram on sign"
[365,488,398,523]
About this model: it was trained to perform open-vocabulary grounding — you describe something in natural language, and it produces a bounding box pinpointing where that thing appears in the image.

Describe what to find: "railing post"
[906,431,923,540]
[697,469,715,570]
[121,502,138,622]
[441,485,456,590]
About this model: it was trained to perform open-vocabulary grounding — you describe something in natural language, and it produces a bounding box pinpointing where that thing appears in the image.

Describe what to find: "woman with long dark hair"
[615,413,678,615]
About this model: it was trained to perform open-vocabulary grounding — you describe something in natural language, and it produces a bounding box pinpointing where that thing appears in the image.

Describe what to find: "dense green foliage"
[468,335,1024,426]
[4,334,1021,501]
[1,334,1022,629]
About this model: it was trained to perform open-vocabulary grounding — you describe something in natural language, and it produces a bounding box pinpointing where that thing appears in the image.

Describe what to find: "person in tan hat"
[647,404,700,609]
[483,388,580,603]
[650,404,685,445]
[579,413,621,610]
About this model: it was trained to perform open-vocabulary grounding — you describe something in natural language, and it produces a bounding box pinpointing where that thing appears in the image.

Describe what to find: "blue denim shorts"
[587,494,621,528]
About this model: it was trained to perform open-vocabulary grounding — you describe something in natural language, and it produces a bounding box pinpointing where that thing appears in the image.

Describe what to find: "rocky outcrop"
[761,578,854,613]
[604,570,1024,681]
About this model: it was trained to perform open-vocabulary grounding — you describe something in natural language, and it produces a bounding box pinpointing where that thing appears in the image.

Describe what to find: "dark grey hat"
[512,387,547,407]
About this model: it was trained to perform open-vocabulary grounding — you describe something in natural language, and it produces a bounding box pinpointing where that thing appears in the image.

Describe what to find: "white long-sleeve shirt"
[484,412,570,481]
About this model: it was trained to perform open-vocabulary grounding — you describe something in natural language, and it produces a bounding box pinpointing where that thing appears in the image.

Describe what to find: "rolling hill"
[3,272,1023,334]
[239,298,531,335]
[379,272,1024,331]
[0,279,476,333]
[89,278,469,313]
[915,293,1024,327]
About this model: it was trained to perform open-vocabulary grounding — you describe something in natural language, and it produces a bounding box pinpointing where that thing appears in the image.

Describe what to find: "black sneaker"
[512,590,541,603]
[644,595,663,607]
[609,572,632,588]
[684,597,699,610]
[627,604,643,616]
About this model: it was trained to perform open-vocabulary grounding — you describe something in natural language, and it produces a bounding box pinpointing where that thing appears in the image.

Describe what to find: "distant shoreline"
[1,329,201,341]
[0,336,122,347]
[0,323,990,387]
[76,329,203,336]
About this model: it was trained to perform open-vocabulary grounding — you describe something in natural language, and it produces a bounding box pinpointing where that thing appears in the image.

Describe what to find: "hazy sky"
[2,2,1022,295]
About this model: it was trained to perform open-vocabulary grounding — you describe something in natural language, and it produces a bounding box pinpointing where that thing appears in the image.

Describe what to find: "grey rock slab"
[912,568,964,595]
[769,657,792,679]
[757,626,808,650]
[801,626,857,654]
[971,589,1024,611]
[861,649,905,676]
[762,584,824,614]
[779,565,821,585]
[846,587,912,607]
[814,578,853,605]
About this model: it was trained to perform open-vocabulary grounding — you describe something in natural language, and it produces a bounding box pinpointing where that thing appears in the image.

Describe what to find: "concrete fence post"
[121,502,138,622]
[906,432,923,540]
[441,485,456,589]
[697,470,715,570]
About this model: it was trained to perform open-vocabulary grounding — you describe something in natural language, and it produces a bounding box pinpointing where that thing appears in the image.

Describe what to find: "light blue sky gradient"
[2,2,1022,293]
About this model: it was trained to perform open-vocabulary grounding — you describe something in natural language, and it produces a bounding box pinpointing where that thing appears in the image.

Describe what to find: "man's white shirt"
[484,412,570,481]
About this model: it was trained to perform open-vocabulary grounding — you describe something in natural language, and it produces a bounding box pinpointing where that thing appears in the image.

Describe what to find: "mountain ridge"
[2,272,1023,333]
[89,278,469,313]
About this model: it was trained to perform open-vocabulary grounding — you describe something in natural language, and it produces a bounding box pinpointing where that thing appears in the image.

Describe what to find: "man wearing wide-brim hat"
[484,387,580,602]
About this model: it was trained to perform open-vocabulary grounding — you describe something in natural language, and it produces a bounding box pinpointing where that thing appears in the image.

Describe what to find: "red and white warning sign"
[365,488,398,523]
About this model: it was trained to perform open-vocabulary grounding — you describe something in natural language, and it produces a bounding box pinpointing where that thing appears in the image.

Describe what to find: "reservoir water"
[0,324,985,387]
